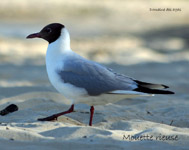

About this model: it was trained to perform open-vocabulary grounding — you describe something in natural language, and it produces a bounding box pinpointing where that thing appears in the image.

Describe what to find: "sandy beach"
[0,0,189,149]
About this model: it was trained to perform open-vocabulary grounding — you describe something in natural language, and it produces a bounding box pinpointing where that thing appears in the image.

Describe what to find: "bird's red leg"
[38,104,74,121]
[89,106,94,126]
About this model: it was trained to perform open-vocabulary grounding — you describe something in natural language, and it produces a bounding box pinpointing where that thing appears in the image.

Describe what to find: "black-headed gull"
[27,23,174,126]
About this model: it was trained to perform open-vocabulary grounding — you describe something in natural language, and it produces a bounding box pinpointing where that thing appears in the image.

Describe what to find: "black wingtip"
[134,87,174,94]
[167,91,175,94]
[162,84,169,89]
[162,90,174,94]
[134,80,169,89]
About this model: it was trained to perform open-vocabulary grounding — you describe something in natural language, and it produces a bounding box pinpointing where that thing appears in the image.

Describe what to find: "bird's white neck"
[47,28,72,54]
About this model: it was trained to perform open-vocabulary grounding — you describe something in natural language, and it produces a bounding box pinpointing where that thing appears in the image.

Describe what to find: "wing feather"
[57,55,137,96]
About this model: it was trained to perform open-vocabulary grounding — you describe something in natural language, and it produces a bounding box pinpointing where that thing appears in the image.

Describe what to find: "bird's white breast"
[45,39,88,103]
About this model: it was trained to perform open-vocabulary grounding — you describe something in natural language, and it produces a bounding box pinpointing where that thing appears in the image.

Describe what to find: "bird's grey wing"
[57,57,137,96]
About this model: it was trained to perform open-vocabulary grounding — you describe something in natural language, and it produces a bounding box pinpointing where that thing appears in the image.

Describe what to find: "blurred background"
[0,0,189,99]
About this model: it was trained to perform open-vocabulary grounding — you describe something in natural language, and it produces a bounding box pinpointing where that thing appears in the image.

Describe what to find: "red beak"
[26,32,41,39]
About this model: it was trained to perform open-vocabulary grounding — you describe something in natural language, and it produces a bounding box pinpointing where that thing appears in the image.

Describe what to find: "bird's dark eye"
[45,28,52,33]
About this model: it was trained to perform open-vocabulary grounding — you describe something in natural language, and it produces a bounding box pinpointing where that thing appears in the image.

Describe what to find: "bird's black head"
[26,23,64,43]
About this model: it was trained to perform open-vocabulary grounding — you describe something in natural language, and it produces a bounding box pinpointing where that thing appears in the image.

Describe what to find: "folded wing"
[57,55,174,96]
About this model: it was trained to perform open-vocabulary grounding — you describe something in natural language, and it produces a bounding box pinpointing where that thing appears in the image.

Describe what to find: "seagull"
[26,23,174,126]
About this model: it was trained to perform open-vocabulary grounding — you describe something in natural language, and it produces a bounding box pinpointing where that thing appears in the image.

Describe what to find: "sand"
[0,91,189,150]
[0,0,189,150]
